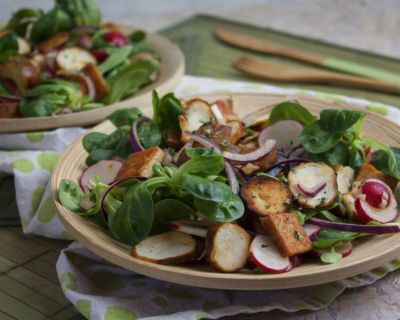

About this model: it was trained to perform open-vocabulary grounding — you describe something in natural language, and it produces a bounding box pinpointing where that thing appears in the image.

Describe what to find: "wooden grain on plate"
[0,25,184,133]
[51,93,400,290]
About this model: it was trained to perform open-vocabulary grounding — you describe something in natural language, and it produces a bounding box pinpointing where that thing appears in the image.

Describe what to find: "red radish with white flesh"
[354,179,398,223]
[169,222,208,238]
[303,224,321,240]
[249,235,292,273]
[80,160,122,192]
[312,243,353,258]
[355,195,398,223]
[258,120,302,153]
[290,255,302,268]
[361,179,392,209]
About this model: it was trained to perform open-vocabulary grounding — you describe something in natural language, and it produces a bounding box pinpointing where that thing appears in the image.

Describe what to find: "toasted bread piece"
[56,47,97,71]
[225,120,246,144]
[82,63,108,100]
[210,99,237,124]
[334,165,355,194]
[131,231,198,264]
[288,162,338,209]
[196,123,232,150]
[38,32,69,53]
[241,176,292,216]
[0,102,19,118]
[184,99,214,131]
[208,223,251,272]
[115,147,164,180]
[261,212,312,257]
[342,192,358,221]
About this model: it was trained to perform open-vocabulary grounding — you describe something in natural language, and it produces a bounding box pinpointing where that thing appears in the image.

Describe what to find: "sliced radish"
[312,242,353,258]
[355,193,398,223]
[258,120,303,153]
[80,160,123,192]
[249,235,292,273]
[303,224,321,240]
[360,179,392,209]
[169,221,208,238]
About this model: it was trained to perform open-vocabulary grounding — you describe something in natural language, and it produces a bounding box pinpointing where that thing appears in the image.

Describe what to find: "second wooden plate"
[0,25,184,133]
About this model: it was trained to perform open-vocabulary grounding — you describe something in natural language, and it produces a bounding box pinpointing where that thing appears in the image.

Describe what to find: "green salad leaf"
[30,7,72,43]
[268,101,316,126]
[59,179,84,211]
[0,33,19,63]
[152,91,183,138]
[319,109,365,133]
[300,120,343,154]
[6,8,43,37]
[55,0,101,27]
[106,107,141,127]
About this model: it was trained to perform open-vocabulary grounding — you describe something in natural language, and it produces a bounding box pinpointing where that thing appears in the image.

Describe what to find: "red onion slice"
[222,139,276,162]
[308,218,400,234]
[297,182,326,198]
[130,116,151,152]
[224,161,240,194]
[0,95,21,103]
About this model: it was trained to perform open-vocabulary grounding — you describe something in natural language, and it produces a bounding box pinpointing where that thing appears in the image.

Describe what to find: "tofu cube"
[115,147,164,180]
[261,212,312,257]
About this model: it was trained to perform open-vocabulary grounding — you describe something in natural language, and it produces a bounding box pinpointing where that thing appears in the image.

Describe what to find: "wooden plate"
[51,93,400,290]
[0,25,184,133]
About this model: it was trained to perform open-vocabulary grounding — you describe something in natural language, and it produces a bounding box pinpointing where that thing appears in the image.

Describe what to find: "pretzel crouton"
[115,147,164,180]
[334,165,354,194]
[0,102,19,118]
[208,223,251,272]
[261,213,312,257]
[241,176,292,216]
[196,123,232,150]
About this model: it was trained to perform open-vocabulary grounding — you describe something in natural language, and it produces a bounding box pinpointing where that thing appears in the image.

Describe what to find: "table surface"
[2,0,400,319]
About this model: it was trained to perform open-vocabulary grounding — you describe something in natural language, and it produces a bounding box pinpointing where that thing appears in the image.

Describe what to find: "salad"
[0,0,159,118]
[59,91,400,273]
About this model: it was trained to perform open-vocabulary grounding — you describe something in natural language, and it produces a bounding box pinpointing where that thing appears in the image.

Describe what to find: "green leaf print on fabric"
[37,196,56,223]
[37,152,60,172]
[26,132,45,143]
[76,299,91,319]
[104,306,136,320]
[10,159,34,173]
[31,187,44,212]
[60,272,77,291]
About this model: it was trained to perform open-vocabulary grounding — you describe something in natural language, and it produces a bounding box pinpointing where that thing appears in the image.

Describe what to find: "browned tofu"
[38,32,70,53]
[196,123,232,150]
[0,102,19,118]
[241,176,292,216]
[82,63,109,101]
[115,147,164,180]
[261,213,312,257]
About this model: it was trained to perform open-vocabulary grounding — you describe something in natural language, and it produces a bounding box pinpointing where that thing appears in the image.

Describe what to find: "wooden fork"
[233,56,400,94]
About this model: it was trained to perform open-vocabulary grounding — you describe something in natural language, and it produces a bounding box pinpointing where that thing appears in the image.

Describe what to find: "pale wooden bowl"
[51,93,400,290]
[0,25,184,133]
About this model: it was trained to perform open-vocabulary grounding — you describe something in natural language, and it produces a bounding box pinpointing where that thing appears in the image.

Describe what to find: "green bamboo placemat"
[160,14,400,109]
